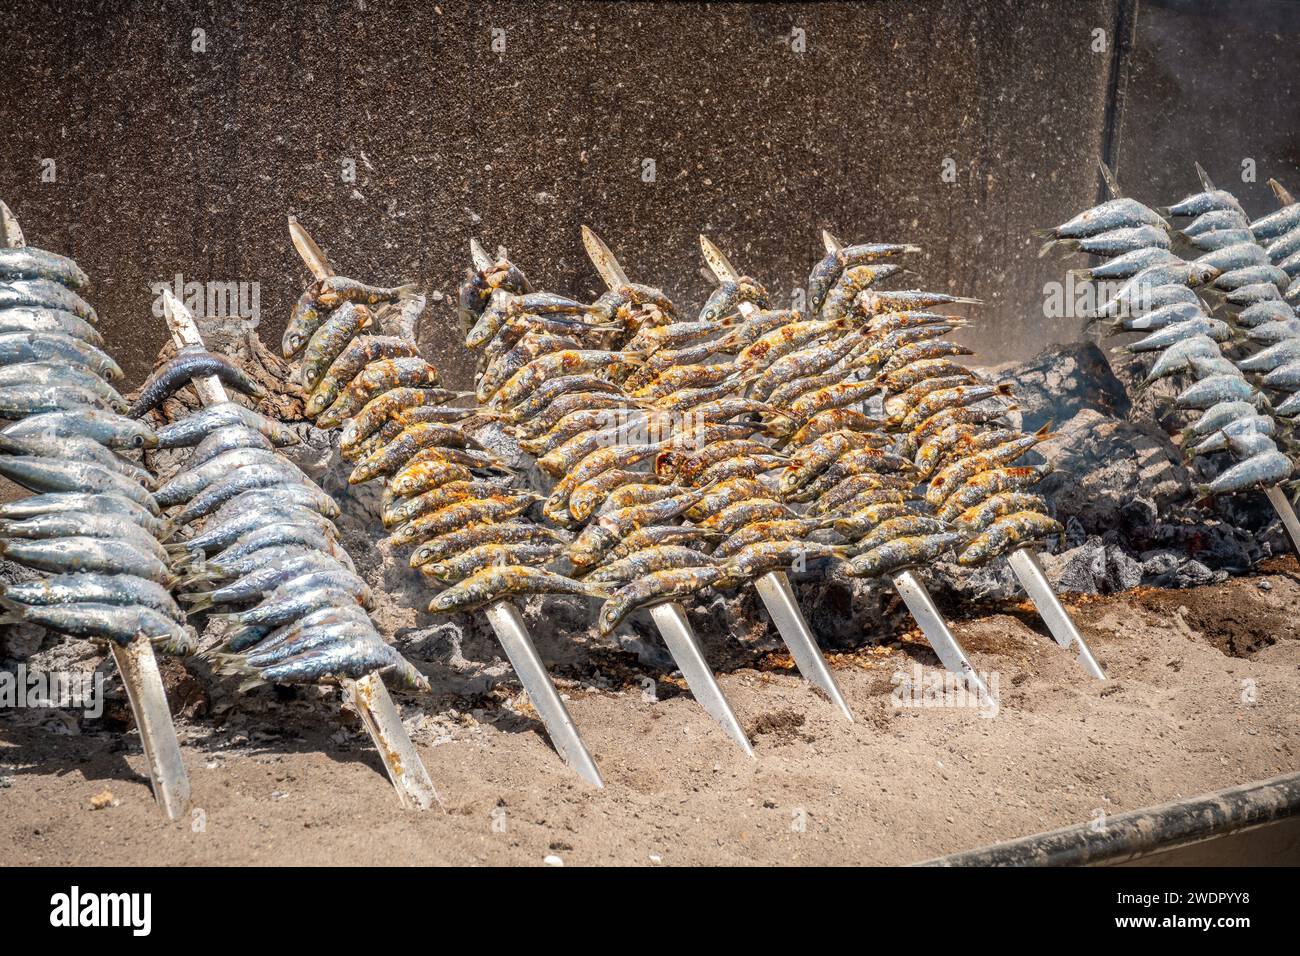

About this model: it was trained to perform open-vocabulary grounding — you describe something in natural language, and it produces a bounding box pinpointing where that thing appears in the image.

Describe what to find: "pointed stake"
[1265,485,1300,563]
[822,230,843,253]
[1006,548,1106,680]
[109,637,191,821]
[1194,161,1216,191]
[163,290,436,809]
[648,602,754,756]
[469,237,495,272]
[698,233,854,719]
[484,600,605,787]
[1268,178,1296,209]
[346,673,443,810]
[698,234,741,284]
[287,215,335,280]
[753,572,854,720]
[1,201,26,249]
[1098,161,1123,199]
[891,570,989,698]
[581,225,632,288]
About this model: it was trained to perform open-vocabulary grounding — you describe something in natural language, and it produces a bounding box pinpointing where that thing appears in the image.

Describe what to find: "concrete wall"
[3,0,1292,387]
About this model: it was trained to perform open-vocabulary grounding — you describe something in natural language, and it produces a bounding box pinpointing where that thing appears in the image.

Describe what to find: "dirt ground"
[2,565,1298,867]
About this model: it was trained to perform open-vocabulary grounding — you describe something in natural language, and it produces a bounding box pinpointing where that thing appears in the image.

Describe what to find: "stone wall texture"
[1,0,1297,385]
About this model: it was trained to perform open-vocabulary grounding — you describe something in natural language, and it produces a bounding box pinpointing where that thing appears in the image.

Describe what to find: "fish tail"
[180,592,216,614]
[1030,227,1058,241]
[0,612,25,627]
[1066,267,1094,281]
[0,594,26,615]
[1038,238,1077,258]
[1154,205,1173,219]
[953,296,984,305]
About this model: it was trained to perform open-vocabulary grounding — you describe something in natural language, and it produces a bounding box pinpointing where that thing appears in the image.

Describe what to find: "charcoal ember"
[1104,545,1143,591]
[931,559,1022,603]
[993,340,1130,433]
[1039,540,1106,594]
[1139,549,1222,588]
[1035,408,1190,533]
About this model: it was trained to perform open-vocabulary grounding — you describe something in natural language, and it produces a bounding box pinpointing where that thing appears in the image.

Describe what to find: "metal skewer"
[817,229,989,691]
[581,225,754,754]
[1005,548,1105,679]
[2,204,191,819]
[460,238,605,787]
[698,234,853,720]
[217,232,442,809]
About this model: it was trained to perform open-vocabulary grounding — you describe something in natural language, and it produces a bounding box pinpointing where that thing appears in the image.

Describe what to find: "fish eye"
[133,434,146,448]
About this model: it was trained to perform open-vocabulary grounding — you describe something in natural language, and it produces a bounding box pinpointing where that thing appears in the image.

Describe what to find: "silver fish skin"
[0,331,123,381]
[155,401,299,449]
[1085,283,1200,319]
[1185,228,1255,252]
[0,360,123,402]
[0,247,89,288]
[1041,224,1171,258]
[1264,226,1300,262]
[1195,241,1270,274]
[1,571,185,623]
[0,306,102,344]
[1070,246,1180,281]
[1194,450,1292,496]
[0,602,195,652]
[1161,189,1245,219]
[1276,249,1300,278]
[254,633,424,690]
[1236,301,1296,328]
[1275,392,1300,417]
[0,491,164,536]
[176,502,338,555]
[183,544,321,585]
[1042,198,1167,239]
[1214,264,1290,293]
[190,424,274,468]
[0,455,159,514]
[1238,338,1300,372]
[244,616,379,668]
[1140,334,1223,385]
[207,520,347,570]
[153,448,286,506]
[1184,354,1242,380]
[1225,283,1283,308]
[1112,301,1206,333]
[0,511,168,561]
[0,279,98,320]
[1174,374,1260,411]
[0,432,152,486]
[1244,318,1300,345]
[0,383,124,416]
[1250,204,1300,243]
[167,462,325,529]
[1123,317,1232,353]
[1261,360,1300,391]
[1,408,156,449]
[1187,401,1258,437]
[188,552,349,608]
[214,583,366,630]
[1181,209,1250,237]
[0,536,172,584]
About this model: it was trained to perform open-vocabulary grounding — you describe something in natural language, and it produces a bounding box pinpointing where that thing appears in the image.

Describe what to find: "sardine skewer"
[699,233,853,721]
[3,205,190,820]
[166,284,442,809]
[816,230,994,690]
[582,225,754,754]
[468,241,606,786]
